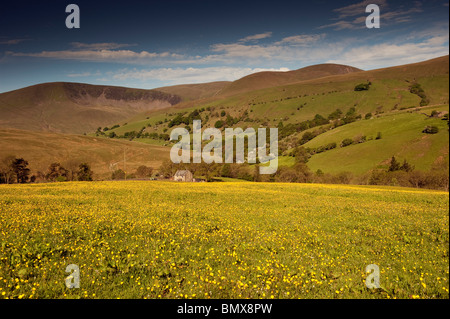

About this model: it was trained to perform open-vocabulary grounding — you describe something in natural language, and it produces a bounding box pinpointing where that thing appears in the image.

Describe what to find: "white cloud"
[326,34,449,69]
[333,0,387,19]
[70,42,136,50]
[110,66,290,84]
[274,34,324,45]
[176,39,346,66]
[238,32,272,42]
[320,0,422,30]
[67,71,101,77]
[9,49,183,63]
[5,21,448,75]
[318,20,360,30]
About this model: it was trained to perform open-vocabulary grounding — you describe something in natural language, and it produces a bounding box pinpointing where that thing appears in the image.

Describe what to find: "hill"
[155,81,231,101]
[0,82,182,134]
[303,104,449,175]
[108,56,448,129]
[1,56,448,181]
[101,55,449,178]
[217,63,363,97]
[0,128,170,179]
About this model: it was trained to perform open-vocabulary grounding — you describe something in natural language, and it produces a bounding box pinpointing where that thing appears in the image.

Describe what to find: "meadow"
[0,181,448,299]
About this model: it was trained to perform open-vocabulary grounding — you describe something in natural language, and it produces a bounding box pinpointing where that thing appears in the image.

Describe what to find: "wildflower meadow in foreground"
[0,181,448,299]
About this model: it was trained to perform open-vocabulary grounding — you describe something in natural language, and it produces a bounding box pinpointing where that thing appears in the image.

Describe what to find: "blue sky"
[0,0,448,93]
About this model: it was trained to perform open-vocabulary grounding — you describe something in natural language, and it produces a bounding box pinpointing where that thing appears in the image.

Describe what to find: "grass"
[102,57,449,139]
[0,128,170,179]
[303,105,449,174]
[0,181,448,299]
[93,57,448,178]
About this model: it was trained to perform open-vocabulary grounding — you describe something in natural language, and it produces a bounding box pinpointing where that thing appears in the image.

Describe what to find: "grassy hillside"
[114,56,448,130]
[217,63,362,97]
[98,56,449,177]
[303,105,449,174]
[1,56,447,180]
[0,82,182,134]
[0,128,170,179]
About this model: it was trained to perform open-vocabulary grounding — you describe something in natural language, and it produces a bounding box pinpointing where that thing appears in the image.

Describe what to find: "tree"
[45,162,69,182]
[220,163,232,177]
[400,159,414,172]
[275,163,312,183]
[11,158,30,183]
[112,169,126,180]
[0,155,16,184]
[299,131,316,145]
[388,156,401,172]
[159,159,181,178]
[64,159,80,181]
[408,171,426,188]
[328,109,343,120]
[77,163,93,181]
[198,162,219,182]
[292,146,311,164]
[135,165,153,178]
[341,138,353,147]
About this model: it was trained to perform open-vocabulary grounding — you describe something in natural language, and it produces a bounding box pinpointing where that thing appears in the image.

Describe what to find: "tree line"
[0,156,93,184]
[157,156,449,191]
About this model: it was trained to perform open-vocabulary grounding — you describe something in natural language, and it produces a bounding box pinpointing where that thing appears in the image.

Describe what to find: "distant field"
[0,181,448,299]
[0,129,170,179]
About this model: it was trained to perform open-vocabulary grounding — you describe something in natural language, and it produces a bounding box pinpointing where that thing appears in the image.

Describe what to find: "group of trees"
[0,156,93,184]
[0,157,30,184]
[409,82,430,107]
[279,107,362,141]
[156,159,356,185]
[168,109,204,128]
[367,156,448,190]
[111,165,153,180]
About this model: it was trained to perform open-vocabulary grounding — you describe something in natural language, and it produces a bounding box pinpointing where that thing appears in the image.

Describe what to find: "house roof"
[174,170,191,176]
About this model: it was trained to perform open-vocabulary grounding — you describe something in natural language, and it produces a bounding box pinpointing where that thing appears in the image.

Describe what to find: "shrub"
[77,163,93,181]
[299,131,316,145]
[422,126,439,134]
[45,162,69,182]
[112,169,126,180]
[341,138,353,147]
[354,83,370,91]
[135,165,153,178]
[409,83,429,106]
